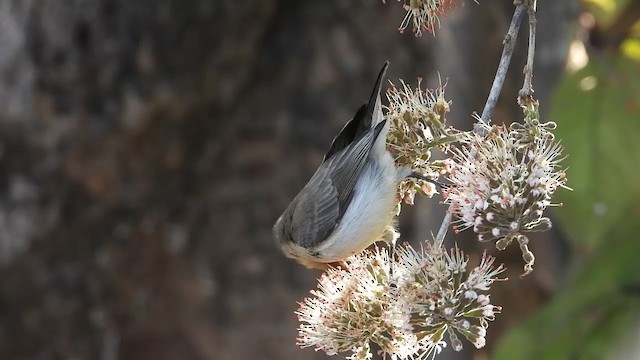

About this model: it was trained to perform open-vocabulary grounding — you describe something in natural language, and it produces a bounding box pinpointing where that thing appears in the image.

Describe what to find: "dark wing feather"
[290,62,390,248]
[323,104,367,162]
[330,120,386,205]
[358,61,389,134]
[291,175,339,248]
[291,121,387,248]
[323,61,389,162]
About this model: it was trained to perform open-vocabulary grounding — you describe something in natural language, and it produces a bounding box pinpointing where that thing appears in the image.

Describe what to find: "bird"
[273,61,413,269]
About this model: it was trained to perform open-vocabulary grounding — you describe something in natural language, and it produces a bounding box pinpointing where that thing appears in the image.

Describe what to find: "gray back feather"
[276,62,390,250]
[290,121,386,248]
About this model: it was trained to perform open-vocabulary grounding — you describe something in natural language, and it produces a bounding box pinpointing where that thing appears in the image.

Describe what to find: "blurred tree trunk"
[0,1,576,359]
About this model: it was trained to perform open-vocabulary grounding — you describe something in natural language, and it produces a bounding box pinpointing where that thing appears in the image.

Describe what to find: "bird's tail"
[360,61,389,132]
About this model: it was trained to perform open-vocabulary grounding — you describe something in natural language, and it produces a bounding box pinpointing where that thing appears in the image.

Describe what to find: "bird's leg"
[407,171,450,190]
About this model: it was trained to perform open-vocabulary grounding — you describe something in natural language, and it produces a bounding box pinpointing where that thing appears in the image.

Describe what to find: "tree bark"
[0,1,577,359]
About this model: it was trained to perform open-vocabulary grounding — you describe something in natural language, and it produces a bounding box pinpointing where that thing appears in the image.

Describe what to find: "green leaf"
[493,52,640,359]
[493,206,640,359]
[549,56,640,246]
[621,38,640,63]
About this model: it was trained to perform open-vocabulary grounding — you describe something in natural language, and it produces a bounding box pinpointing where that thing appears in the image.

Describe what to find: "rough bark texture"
[0,1,577,359]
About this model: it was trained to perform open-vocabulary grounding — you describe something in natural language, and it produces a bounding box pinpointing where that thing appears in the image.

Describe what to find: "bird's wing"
[323,61,389,162]
[292,121,387,248]
[323,104,366,162]
[292,61,390,249]
[330,120,386,205]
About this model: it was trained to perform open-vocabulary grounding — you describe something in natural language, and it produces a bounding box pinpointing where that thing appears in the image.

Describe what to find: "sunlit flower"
[384,0,458,37]
[296,243,504,359]
[444,119,567,275]
[511,97,558,146]
[385,78,459,205]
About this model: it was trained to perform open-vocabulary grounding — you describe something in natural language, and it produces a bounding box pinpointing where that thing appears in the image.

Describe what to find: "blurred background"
[0,0,639,359]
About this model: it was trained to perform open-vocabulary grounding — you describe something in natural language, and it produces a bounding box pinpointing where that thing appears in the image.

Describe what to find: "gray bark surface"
[0,1,576,359]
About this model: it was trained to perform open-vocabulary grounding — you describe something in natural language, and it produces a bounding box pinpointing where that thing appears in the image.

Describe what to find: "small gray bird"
[273,62,412,269]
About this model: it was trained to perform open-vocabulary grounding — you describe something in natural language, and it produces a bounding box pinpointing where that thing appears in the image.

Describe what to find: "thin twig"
[519,0,537,99]
[479,2,527,125]
[435,207,453,247]
[435,1,528,247]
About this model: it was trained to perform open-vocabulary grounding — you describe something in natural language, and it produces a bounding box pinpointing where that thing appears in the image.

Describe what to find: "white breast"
[313,150,400,261]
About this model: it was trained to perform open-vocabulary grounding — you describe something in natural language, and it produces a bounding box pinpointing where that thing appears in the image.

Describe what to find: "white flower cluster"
[385,78,457,206]
[444,111,567,275]
[296,244,504,360]
[385,0,458,37]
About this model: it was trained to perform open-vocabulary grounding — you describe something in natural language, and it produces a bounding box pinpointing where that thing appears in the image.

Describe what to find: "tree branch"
[435,1,528,247]
[519,0,537,99]
[478,1,527,125]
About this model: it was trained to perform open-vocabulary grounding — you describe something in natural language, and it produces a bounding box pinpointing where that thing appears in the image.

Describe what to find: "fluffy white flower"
[386,0,458,37]
[296,244,504,359]
[444,123,567,275]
